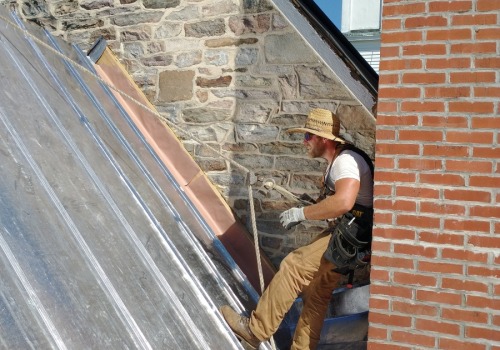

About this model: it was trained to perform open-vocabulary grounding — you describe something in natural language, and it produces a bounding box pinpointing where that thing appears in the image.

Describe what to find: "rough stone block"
[163,38,200,52]
[53,1,78,15]
[264,33,317,64]
[290,173,324,191]
[336,104,376,157]
[272,12,288,30]
[165,5,199,21]
[185,18,225,38]
[234,102,274,123]
[195,90,209,103]
[236,124,280,142]
[62,17,104,31]
[143,0,179,9]
[212,88,279,101]
[241,0,274,13]
[296,65,354,100]
[111,12,163,26]
[146,41,165,54]
[275,156,323,172]
[141,54,173,66]
[202,0,238,17]
[209,173,246,187]
[21,0,48,17]
[80,0,113,10]
[222,143,259,153]
[195,158,227,172]
[260,200,291,212]
[123,42,144,58]
[195,75,232,88]
[205,37,258,48]
[281,101,338,114]
[204,49,230,66]
[207,99,234,109]
[121,27,152,41]
[271,113,307,127]
[182,107,231,123]
[236,48,259,66]
[67,30,91,47]
[176,50,202,68]
[181,123,232,142]
[259,142,305,156]
[90,28,117,43]
[158,70,195,102]
[154,22,182,39]
[280,130,304,142]
[234,75,273,88]
[231,154,274,170]
[278,73,298,100]
[228,14,270,35]
[261,234,283,250]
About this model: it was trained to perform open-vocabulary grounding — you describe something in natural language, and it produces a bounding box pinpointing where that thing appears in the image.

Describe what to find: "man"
[221,108,374,349]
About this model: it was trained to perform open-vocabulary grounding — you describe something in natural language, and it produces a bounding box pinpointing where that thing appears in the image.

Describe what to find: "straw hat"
[288,108,345,143]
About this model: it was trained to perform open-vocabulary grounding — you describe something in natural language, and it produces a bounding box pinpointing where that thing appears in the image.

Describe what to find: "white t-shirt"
[325,150,373,208]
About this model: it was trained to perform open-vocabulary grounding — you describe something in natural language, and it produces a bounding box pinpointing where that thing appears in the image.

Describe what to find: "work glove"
[279,207,305,230]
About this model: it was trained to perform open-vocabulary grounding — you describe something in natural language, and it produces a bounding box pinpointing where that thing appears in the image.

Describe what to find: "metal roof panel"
[0,8,255,349]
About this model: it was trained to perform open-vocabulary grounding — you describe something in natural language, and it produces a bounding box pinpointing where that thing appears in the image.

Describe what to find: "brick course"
[372,0,499,348]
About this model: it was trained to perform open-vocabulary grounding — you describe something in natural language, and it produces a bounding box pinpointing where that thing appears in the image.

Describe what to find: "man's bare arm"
[303,178,360,221]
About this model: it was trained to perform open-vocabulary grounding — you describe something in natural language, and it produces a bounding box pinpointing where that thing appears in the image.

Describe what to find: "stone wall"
[2,0,376,265]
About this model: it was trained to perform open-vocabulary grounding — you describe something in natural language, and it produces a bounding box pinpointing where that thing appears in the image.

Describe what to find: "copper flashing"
[90,43,276,290]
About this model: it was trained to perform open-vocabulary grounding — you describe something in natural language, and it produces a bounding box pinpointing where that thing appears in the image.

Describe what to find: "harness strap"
[340,143,374,175]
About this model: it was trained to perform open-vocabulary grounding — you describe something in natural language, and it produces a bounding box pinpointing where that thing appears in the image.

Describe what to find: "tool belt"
[323,204,373,275]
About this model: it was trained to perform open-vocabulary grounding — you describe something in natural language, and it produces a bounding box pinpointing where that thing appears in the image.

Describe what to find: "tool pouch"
[323,212,372,274]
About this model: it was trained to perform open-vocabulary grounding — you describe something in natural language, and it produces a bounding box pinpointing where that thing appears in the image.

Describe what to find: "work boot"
[220,305,261,349]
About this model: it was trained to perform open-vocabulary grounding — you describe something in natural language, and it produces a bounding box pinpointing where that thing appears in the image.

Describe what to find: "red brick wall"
[370,0,499,349]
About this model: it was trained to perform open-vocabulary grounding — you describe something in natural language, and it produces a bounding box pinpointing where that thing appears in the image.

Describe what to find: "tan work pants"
[249,232,341,350]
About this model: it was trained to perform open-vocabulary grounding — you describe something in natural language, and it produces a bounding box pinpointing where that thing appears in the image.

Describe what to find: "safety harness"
[321,144,374,286]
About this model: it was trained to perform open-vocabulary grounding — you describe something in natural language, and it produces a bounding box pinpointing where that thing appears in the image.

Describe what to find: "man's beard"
[308,143,325,158]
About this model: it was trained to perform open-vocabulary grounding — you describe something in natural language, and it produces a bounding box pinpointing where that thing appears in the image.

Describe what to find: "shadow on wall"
[207,1,377,267]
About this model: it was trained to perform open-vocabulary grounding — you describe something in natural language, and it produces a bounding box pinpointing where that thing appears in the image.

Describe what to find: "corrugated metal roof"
[0,6,372,349]
[0,8,256,349]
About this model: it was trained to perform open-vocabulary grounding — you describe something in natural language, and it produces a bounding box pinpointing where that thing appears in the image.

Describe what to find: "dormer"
[339,0,381,73]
